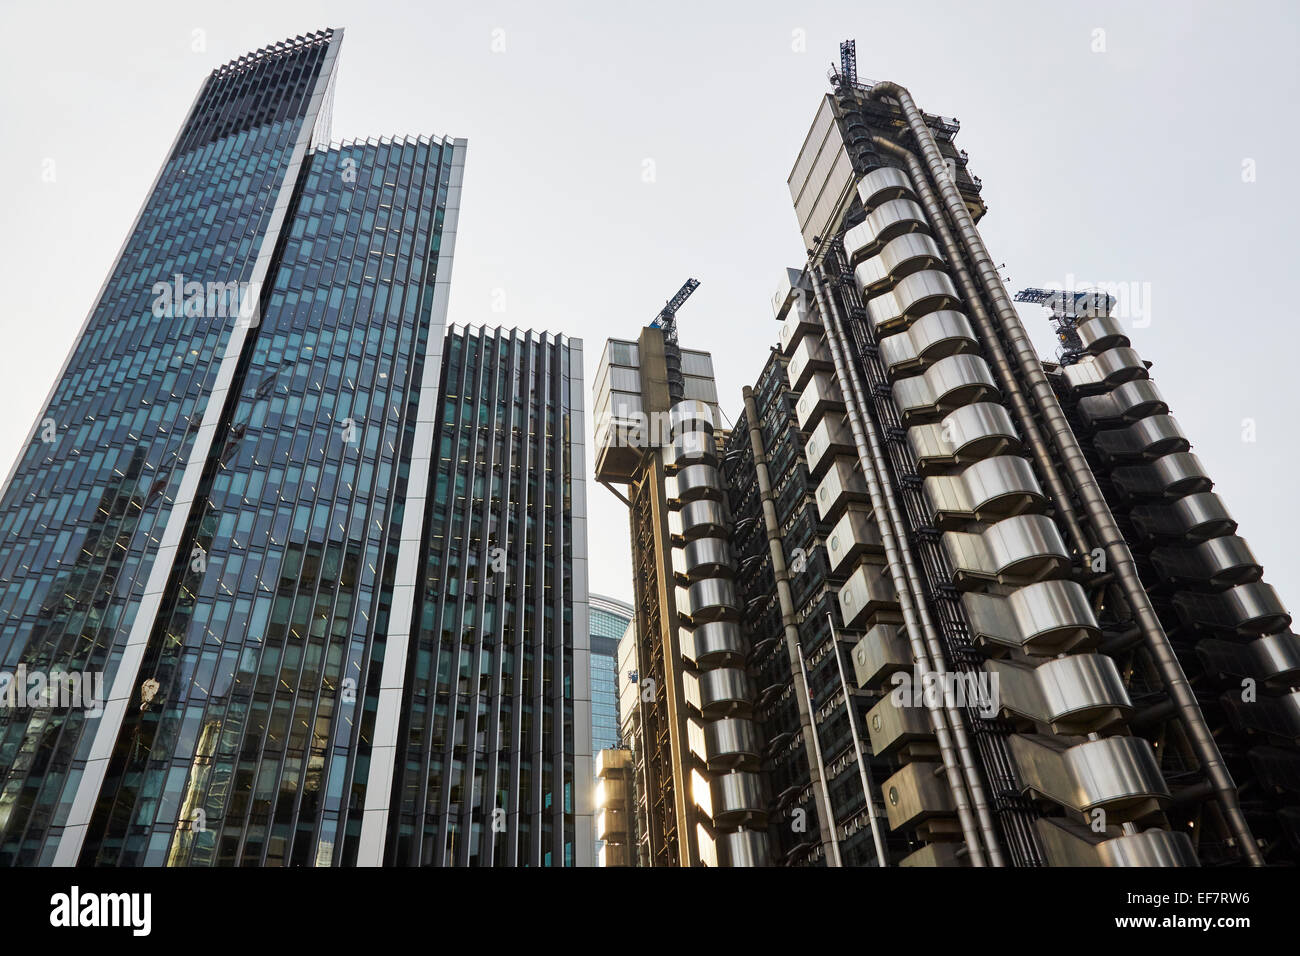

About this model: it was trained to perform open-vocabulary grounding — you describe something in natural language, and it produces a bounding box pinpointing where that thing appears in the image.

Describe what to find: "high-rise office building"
[0,30,591,868]
[774,48,1294,867]
[386,325,589,868]
[599,43,1296,867]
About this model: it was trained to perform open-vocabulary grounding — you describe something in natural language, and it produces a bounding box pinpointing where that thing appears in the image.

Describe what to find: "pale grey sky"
[1,0,1296,612]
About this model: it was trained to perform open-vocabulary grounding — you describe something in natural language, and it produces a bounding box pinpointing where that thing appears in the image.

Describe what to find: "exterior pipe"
[812,267,1004,867]
[794,637,843,867]
[868,80,1263,867]
[869,134,1091,558]
[807,271,991,866]
[742,385,840,863]
[827,611,889,867]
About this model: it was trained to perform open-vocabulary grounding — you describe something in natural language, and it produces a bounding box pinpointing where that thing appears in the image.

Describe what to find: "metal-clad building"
[760,47,1293,866]
[593,327,769,867]
[602,43,1295,868]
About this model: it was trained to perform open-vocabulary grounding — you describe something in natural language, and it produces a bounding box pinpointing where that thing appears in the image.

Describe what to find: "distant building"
[589,595,634,757]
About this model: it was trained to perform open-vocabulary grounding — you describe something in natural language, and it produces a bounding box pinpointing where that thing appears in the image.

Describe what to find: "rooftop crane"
[1014,287,1114,367]
[648,278,700,346]
[647,278,700,404]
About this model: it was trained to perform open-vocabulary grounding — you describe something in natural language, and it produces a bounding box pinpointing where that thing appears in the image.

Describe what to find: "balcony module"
[1007,734,1171,822]
[676,462,724,503]
[1219,690,1300,746]
[795,370,846,431]
[961,579,1100,656]
[838,557,901,629]
[778,293,820,355]
[1195,630,1300,689]
[844,196,929,266]
[1174,581,1292,637]
[853,166,915,222]
[771,266,805,322]
[1149,534,1262,589]
[786,333,834,391]
[865,695,934,759]
[892,353,998,423]
[880,762,963,843]
[826,503,883,575]
[710,771,766,828]
[815,455,870,523]
[878,309,977,377]
[1061,347,1149,394]
[1076,379,1168,429]
[941,514,1072,587]
[683,535,735,579]
[908,401,1021,474]
[1075,313,1131,354]
[701,666,754,718]
[1092,414,1189,464]
[803,411,854,479]
[1109,451,1212,503]
[984,653,1132,735]
[922,454,1045,528]
[1129,491,1236,544]
[852,622,913,690]
[704,717,763,772]
[853,233,945,293]
[1035,819,1197,867]
[688,620,747,670]
[867,270,962,334]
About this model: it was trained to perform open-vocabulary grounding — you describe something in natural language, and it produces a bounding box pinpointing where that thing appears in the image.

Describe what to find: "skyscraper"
[598,42,1296,867]
[1030,289,1299,862]
[385,325,589,868]
[775,51,1291,866]
[0,30,591,868]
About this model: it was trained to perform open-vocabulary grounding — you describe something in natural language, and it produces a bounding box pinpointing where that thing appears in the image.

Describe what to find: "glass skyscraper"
[385,326,589,867]
[0,29,590,867]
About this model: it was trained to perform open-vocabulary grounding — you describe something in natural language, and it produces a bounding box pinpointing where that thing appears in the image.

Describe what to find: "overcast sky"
[1,0,1296,613]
